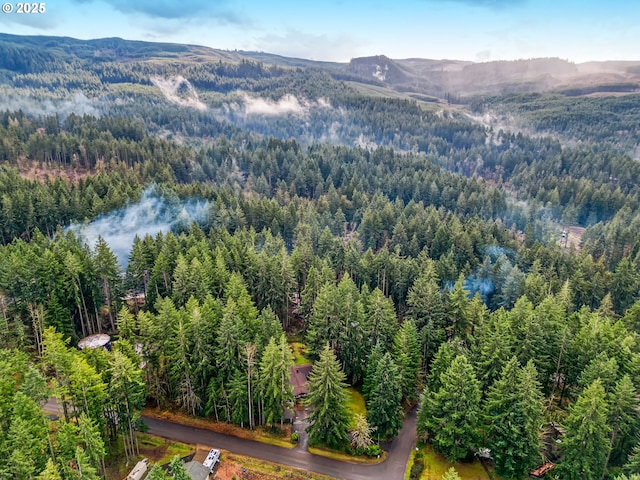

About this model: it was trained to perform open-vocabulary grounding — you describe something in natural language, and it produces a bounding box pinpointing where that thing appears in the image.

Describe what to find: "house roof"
[290,364,312,397]
[184,461,210,480]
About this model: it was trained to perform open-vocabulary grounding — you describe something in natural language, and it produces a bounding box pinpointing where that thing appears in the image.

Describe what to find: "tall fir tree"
[365,288,397,351]
[305,345,351,449]
[484,358,544,478]
[393,320,421,401]
[259,334,294,426]
[367,352,403,440]
[558,379,612,480]
[418,355,481,461]
[604,375,640,475]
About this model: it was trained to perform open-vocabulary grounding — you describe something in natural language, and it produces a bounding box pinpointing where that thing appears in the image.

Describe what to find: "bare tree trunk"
[104,278,116,332]
[601,431,617,480]
[77,278,92,335]
[245,344,257,430]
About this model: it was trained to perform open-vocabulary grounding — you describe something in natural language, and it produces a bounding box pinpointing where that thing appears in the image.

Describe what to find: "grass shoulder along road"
[215,450,338,480]
[143,407,295,449]
[308,445,387,465]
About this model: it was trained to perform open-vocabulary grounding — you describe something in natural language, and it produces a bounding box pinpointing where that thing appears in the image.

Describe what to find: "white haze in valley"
[232,93,331,117]
[150,75,207,111]
[68,187,209,267]
[0,89,101,119]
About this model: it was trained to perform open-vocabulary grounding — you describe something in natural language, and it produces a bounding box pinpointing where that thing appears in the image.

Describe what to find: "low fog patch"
[68,187,209,267]
[150,75,207,111]
[0,90,101,119]
[227,93,331,117]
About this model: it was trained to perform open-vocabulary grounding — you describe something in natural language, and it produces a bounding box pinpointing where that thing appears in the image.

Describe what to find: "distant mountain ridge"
[1,33,639,99]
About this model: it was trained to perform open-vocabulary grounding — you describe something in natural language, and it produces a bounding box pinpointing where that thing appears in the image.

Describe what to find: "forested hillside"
[1,34,640,480]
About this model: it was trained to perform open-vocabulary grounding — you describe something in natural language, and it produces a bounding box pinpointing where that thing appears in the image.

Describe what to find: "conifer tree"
[362,341,385,401]
[36,459,62,480]
[485,358,543,478]
[427,341,464,393]
[146,464,170,480]
[367,352,403,440]
[445,275,471,340]
[441,467,462,480]
[393,320,421,401]
[72,447,100,480]
[169,455,191,480]
[259,334,294,426]
[558,379,611,480]
[305,345,351,449]
[603,375,639,475]
[366,288,397,351]
[306,282,339,356]
[418,355,481,461]
[624,443,640,475]
[474,309,512,389]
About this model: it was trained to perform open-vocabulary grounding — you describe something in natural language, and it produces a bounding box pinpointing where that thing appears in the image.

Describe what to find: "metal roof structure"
[78,333,111,350]
[126,458,148,480]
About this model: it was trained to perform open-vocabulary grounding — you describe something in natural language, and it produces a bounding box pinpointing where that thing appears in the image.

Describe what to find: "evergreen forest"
[0,34,640,480]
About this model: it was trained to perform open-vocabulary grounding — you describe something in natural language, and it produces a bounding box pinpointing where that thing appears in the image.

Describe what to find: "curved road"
[142,408,417,480]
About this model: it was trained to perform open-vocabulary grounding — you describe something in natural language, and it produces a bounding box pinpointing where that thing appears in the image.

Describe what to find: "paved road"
[43,397,417,479]
[143,408,417,480]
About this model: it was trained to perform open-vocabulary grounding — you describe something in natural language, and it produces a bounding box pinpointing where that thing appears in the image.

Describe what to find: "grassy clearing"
[105,433,194,480]
[290,342,311,365]
[144,408,295,449]
[407,443,501,480]
[308,446,386,465]
[215,450,338,480]
[346,387,367,427]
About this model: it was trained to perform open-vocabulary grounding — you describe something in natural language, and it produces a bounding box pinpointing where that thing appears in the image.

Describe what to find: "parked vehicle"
[203,448,220,472]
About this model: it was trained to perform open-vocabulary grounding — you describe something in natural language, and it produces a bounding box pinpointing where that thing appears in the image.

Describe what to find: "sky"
[0,0,639,63]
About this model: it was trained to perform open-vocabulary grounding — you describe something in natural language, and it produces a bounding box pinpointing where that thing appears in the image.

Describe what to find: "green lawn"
[346,387,367,427]
[290,342,311,365]
[406,444,501,480]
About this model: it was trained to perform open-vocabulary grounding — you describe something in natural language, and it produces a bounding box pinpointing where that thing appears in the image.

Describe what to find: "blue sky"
[0,0,639,62]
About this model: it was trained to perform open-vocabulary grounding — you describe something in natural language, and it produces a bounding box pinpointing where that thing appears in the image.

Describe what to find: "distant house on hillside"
[290,364,312,399]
